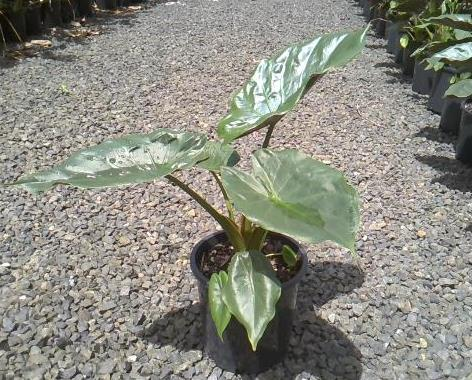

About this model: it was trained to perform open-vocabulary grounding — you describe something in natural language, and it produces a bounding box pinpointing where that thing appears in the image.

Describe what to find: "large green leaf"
[208,271,231,340]
[221,149,360,252]
[217,27,368,143]
[222,250,281,351]
[445,79,472,98]
[425,14,472,31]
[425,41,472,69]
[11,129,209,194]
[197,141,240,172]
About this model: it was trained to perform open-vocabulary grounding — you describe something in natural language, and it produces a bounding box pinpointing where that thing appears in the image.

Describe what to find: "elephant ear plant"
[8,27,367,360]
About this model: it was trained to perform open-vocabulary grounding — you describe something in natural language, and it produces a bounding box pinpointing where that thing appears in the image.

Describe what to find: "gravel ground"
[1,0,472,378]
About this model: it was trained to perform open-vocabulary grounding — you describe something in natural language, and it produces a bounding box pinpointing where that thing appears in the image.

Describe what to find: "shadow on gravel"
[415,126,456,145]
[141,261,364,380]
[416,154,472,193]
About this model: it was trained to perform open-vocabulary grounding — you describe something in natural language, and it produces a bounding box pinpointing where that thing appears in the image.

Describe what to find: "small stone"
[328,313,336,323]
[417,230,427,238]
[3,318,16,332]
[396,300,412,313]
[120,286,130,296]
[118,236,131,246]
[60,366,78,379]
[419,338,428,348]
[127,355,137,362]
[98,359,116,375]
[99,300,117,312]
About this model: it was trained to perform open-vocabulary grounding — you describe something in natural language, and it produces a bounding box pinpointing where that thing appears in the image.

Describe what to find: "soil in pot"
[440,97,463,135]
[25,5,42,35]
[412,60,434,95]
[428,67,456,114]
[456,101,472,164]
[191,231,308,374]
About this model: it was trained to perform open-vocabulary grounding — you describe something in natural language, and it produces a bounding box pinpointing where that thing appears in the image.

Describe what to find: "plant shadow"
[141,261,365,379]
[416,154,472,193]
[415,126,456,145]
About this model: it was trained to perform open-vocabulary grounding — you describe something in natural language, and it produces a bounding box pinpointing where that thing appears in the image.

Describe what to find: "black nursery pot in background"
[412,60,434,95]
[25,5,42,36]
[3,10,27,41]
[428,66,456,114]
[95,0,117,10]
[456,100,472,164]
[401,45,417,77]
[42,0,63,28]
[363,0,374,20]
[386,22,405,63]
[190,231,308,374]
[77,0,93,16]
[440,97,463,135]
[374,7,386,37]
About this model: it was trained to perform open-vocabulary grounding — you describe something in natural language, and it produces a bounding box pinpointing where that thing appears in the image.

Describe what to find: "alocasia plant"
[7,26,368,351]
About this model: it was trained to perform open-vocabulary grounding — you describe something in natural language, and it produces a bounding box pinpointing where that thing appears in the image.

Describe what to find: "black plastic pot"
[190,230,308,374]
[456,100,472,164]
[25,6,42,35]
[77,0,93,16]
[363,0,374,20]
[95,0,117,10]
[359,0,366,8]
[401,45,416,77]
[386,22,405,62]
[374,8,386,38]
[42,0,63,28]
[412,61,434,95]
[440,97,464,135]
[428,66,456,114]
[3,10,27,41]
[61,0,77,23]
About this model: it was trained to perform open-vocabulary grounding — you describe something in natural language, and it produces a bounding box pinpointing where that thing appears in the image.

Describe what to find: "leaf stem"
[166,174,245,251]
[211,171,235,221]
[262,124,275,148]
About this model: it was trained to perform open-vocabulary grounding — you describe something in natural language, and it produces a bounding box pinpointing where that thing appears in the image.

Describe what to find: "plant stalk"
[262,124,275,148]
[211,171,235,221]
[166,174,245,251]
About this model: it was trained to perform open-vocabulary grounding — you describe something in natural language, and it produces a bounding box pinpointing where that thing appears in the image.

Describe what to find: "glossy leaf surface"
[11,129,210,194]
[217,27,368,142]
[425,42,472,69]
[445,79,472,98]
[281,245,298,268]
[222,250,281,351]
[197,141,240,172]
[208,271,231,340]
[222,149,360,252]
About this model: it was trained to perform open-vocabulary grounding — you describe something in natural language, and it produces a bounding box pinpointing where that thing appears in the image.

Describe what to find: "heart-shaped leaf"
[445,78,472,98]
[208,271,231,340]
[217,27,368,142]
[425,42,472,69]
[222,250,281,351]
[222,149,360,252]
[10,129,209,194]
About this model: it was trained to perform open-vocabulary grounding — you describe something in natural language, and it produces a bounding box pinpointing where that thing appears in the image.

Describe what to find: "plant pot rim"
[190,230,308,289]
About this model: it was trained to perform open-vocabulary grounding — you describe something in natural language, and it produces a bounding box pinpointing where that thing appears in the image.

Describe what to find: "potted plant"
[25,0,42,35]
[6,27,368,373]
[421,14,472,114]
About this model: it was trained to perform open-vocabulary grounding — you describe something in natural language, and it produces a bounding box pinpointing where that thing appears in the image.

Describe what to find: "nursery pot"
[190,230,308,374]
[362,0,374,20]
[42,0,63,28]
[95,0,117,10]
[374,8,386,38]
[456,100,472,164]
[25,5,42,36]
[440,97,463,135]
[412,60,434,95]
[3,10,27,42]
[61,0,77,23]
[428,66,456,114]
[386,21,405,62]
[77,0,93,16]
[401,44,417,77]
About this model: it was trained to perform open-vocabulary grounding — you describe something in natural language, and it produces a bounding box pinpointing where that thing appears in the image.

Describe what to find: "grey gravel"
[1,0,472,379]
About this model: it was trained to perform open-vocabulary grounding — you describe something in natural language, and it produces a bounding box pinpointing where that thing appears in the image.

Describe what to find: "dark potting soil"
[200,238,301,283]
